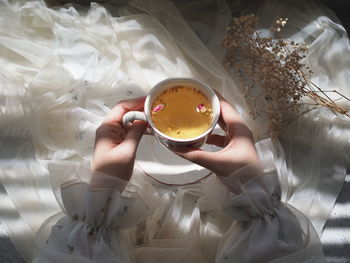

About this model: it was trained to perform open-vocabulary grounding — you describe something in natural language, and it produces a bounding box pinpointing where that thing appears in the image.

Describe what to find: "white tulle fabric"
[33,169,156,263]
[0,1,246,260]
[0,0,349,262]
[235,0,350,237]
[173,0,350,234]
[32,161,325,263]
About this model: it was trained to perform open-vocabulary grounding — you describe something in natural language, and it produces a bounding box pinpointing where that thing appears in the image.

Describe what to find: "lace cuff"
[221,166,281,221]
[216,167,325,262]
[60,178,151,229]
[33,168,155,263]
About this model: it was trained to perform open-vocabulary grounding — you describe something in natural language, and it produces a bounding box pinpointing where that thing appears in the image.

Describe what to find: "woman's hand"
[92,97,147,183]
[175,93,259,178]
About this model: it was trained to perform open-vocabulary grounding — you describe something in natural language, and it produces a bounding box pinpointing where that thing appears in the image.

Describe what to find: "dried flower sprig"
[223,14,350,137]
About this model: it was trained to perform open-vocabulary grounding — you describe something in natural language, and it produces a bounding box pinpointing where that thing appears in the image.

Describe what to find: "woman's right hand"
[175,93,260,178]
[92,97,147,183]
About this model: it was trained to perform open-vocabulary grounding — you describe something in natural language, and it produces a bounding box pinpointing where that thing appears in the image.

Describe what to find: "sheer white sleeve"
[216,166,326,263]
[32,172,153,263]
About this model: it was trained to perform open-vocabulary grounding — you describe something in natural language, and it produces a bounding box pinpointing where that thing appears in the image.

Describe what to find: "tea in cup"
[151,85,213,139]
[123,78,220,149]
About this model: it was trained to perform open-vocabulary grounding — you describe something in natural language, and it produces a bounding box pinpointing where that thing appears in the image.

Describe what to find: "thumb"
[175,146,216,170]
[119,121,147,154]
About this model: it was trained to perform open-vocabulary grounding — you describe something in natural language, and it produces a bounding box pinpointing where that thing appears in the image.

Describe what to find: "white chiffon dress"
[33,160,325,263]
[0,0,350,262]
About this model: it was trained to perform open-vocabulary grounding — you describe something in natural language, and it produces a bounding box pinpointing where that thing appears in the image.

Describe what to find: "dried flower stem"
[223,14,350,137]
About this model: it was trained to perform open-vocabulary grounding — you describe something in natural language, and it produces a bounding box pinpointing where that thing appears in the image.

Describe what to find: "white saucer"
[136,125,223,185]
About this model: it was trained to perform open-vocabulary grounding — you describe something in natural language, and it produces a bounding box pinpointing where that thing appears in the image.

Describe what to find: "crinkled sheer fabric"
[172,0,350,234]
[218,167,324,263]
[0,0,347,261]
[32,158,325,263]
[33,168,157,263]
[245,0,350,234]
[0,0,245,260]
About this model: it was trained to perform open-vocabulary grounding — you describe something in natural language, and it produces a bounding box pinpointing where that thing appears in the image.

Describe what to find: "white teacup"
[122,78,220,149]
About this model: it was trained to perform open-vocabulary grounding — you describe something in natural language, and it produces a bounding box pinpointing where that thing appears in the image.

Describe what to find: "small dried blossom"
[153,104,165,113]
[196,103,206,113]
[223,14,349,137]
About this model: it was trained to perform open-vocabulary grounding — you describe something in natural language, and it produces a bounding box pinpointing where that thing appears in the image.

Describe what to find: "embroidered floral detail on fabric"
[82,80,92,91]
[98,195,113,215]
[134,222,146,246]
[67,244,74,252]
[87,225,102,240]
[75,131,84,140]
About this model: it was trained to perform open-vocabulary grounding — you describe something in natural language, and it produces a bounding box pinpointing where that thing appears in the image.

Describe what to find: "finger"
[94,122,126,152]
[215,92,254,143]
[103,96,146,124]
[206,134,226,148]
[215,92,245,127]
[174,146,217,171]
[118,121,147,154]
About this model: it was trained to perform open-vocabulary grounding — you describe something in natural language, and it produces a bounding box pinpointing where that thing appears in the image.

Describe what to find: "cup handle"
[122,111,147,128]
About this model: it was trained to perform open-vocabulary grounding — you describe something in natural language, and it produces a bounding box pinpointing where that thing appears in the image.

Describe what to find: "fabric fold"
[216,167,325,263]
[34,170,155,263]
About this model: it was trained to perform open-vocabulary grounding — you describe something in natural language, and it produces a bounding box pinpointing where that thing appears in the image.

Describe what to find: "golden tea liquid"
[151,86,213,139]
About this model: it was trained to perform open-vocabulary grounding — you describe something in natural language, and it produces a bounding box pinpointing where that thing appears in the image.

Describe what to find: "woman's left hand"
[92,97,147,183]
